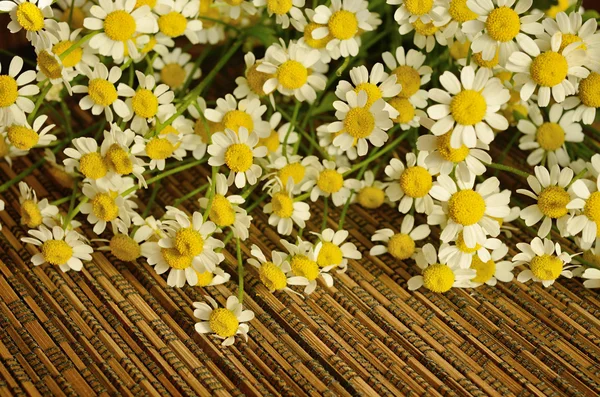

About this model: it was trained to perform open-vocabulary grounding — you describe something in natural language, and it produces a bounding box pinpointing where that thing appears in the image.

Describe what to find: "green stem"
[27,82,53,124]
[121,159,206,197]
[202,166,218,222]
[64,196,89,228]
[173,183,209,207]
[142,180,161,218]
[59,101,74,139]
[59,31,101,61]
[236,237,244,303]
[568,168,588,188]
[50,196,73,206]
[322,196,328,230]
[283,101,301,158]
[294,191,310,202]
[485,162,529,179]
[338,194,353,230]
[344,129,409,176]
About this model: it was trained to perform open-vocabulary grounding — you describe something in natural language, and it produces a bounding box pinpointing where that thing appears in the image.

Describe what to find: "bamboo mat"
[2,138,600,397]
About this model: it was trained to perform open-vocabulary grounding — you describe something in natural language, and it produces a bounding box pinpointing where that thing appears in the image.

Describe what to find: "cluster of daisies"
[1,0,600,346]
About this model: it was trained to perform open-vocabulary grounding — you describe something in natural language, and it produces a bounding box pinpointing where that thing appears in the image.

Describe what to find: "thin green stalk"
[28,82,53,124]
[59,101,74,139]
[236,237,244,302]
[173,183,209,207]
[322,196,328,230]
[485,162,529,179]
[338,194,353,230]
[142,180,161,218]
[64,196,89,228]
[59,31,101,61]
[50,196,73,206]
[121,159,206,197]
[344,129,409,176]
[283,101,301,158]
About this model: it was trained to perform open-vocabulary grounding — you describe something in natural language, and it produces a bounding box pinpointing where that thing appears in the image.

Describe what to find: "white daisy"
[384,152,436,214]
[44,22,99,75]
[514,236,576,287]
[100,124,146,185]
[388,0,450,32]
[233,52,273,102]
[562,72,600,125]
[381,46,431,106]
[5,114,56,151]
[351,170,387,209]
[444,0,479,42]
[194,295,254,346]
[0,56,40,125]
[63,137,120,188]
[153,47,202,91]
[186,97,214,159]
[292,8,339,63]
[214,0,257,20]
[439,233,503,269]
[196,1,226,44]
[204,94,270,137]
[0,0,54,47]
[257,112,299,158]
[248,244,309,293]
[302,159,354,206]
[264,154,320,194]
[313,228,361,273]
[463,243,514,287]
[18,181,59,229]
[280,237,334,294]
[566,175,600,249]
[253,0,304,28]
[155,0,203,44]
[193,267,231,287]
[264,178,309,236]
[370,215,430,261]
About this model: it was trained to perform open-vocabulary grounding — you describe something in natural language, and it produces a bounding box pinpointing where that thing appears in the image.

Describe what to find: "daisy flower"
[563,72,600,125]
[44,22,99,75]
[21,225,93,272]
[64,137,119,188]
[263,179,310,236]
[370,215,431,261]
[34,40,76,93]
[208,127,267,188]
[194,267,231,287]
[257,112,299,157]
[198,173,252,240]
[72,64,131,123]
[517,164,574,237]
[264,154,320,194]
[196,1,226,44]
[18,182,58,229]
[0,0,54,47]
[248,244,309,293]
[311,0,374,58]
[280,238,334,294]
[444,0,479,42]
[384,152,435,214]
[131,133,185,171]
[292,8,338,63]
[408,243,476,292]
[514,237,575,287]
[381,46,431,105]
[317,123,359,161]
[507,32,588,107]
[53,0,90,30]
[313,228,361,273]
[429,174,511,248]
[84,0,158,62]
[328,90,393,156]
[5,114,56,151]
[204,94,270,137]
[155,0,203,44]
[163,115,203,159]
[233,52,273,102]
[258,40,326,104]
[410,16,449,52]
[439,233,503,269]
[0,132,27,166]
[95,232,145,263]
[153,47,202,91]
[464,243,514,287]
[351,170,387,209]
[119,71,176,133]
[462,0,543,66]
[302,159,354,206]
[194,295,254,346]
[0,56,40,125]
[427,65,509,148]
[100,124,146,185]
[566,176,600,249]
[253,0,304,28]
[187,97,215,159]
[518,104,583,167]
[214,0,257,20]
[388,0,450,32]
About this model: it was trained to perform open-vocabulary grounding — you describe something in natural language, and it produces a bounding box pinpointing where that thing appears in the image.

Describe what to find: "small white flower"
[302,159,354,206]
[0,56,40,125]
[155,0,203,44]
[18,182,59,228]
[253,0,304,28]
[194,295,254,346]
[153,47,202,91]
[312,228,361,274]
[131,133,184,171]
[204,94,270,137]
[370,215,430,261]
[385,152,436,214]
[64,137,120,189]
[0,0,54,47]
[280,238,334,294]
[4,114,56,151]
[248,244,309,293]
[514,237,576,287]
[566,174,600,249]
[263,179,310,236]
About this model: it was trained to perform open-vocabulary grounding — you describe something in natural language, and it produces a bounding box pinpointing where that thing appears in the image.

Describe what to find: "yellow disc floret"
[209,194,236,227]
[105,144,133,175]
[473,50,499,68]
[246,62,271,96]
[530,51,568,87]
[290,254,319,280]
[271,192,294,218]
[37,51,62,80]
[485,7,520,42]
[344,107,375,139]
[422,264,455,292]
[209,308,239,337]
[537,186,570,219]
[132,89,159,119]
[21,200,43,228]
[584,192,600,235]
[404,0,433,16]
[277,60,308,90]
[42,240,73,265]
[158,12,187,37]
[161,247,192,269]
[135,0,156,8]
[578,72,600,108]
[354,82,382,107]
[88,78,118,106]
[52,40,82,68]
[304,22,332,49]
[79,152,108,180]
[317,242,343,267]
[530,254,563,280]
[259,261,288,291]
[392,66,421,98]
[266,0,292,15]
[356,186,385,209]
[470,255,495,283]
[195,270,214,286]
[104,10,136,42]
[450,90,487,126]
[387,233,415,260]
[0,75,19,108]
[448,189,486,225]
[559,33,585,53]
[399,166,433,198]
[456,231,481,253]
[146,137,175,160]
[328,10,358,40]
[224,143,254,172]
[258,130,280,153]
[92,192,119,221]
[449,0,477,22]
[317,169,344,194]
[437,130,470,162]
[412,19,437,36]
[536,122,565,151]
[7,125,39,150]
[223,110,254,133]
[160,63,186,89]
[109,234,141,262]
[174,227,204,257]
[16,2,44,32]
[278,163,305,187]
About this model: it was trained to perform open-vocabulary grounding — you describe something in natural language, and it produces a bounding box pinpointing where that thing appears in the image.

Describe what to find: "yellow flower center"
[456,231,481,253]
[195,270,214,286]
[536,122,565,151]
[578,72,600,108]
[135,0,157,8]
[141,36,157,54]
[223,110,254,133]
[92,192,119,221]
[449,0,477,22]
[470,255,495,283]
[530,51,568,87]
[559,33,586,53]
[277,60,308,90]
[412,19,437,36]
[317,169,344,194]
[271,192,294,218]
[60,7,85,29]
[485,6,520,42]
[392,66,420,98]
[317,242,343,267]
[266,0,292,14]
[105,144,133,175]
[21,199,43,228]
[246,62,271,96]
[209,308,239,338]
[194,118,214,143]
[158,11,187,37]
[16,2,44,32]
[437,130,470,162]
[343,107,375,139]
[450,90,487,126]
[450,40,471,60]
[7,125,39,150]
[146,137,175,160]
[209,194,236,227]
[388,97,416,124]
[422,264,455,292]
[399,166,432,198]
[406,0,434,15]
[259,261,288,291]
[584,192,600,233]
[224,143,254,172]
[104,10,136,42]
[473,50,499,68]
[258,130,280,153]
[79,152,108,180]
[174,227,204,257]
[0,75,19,108]
[530,254,563,280]
[290,254,319,281]
[545,0,569,17]
[354,82,382,108]
[109,234,141,262]
[304,22,332,49]
[278,163,305,187]
[387,233,415,260]
[328,10,358,40]
[537,185,570,219]
[52,40,82,68]
[42,240,73,265]
[160,63,186,89]
[161,247,192,269]
[448,189,486,226]
[88,78,118,106]
[357,186,385,209]
[37,50,62,80]
[132,89,158,119]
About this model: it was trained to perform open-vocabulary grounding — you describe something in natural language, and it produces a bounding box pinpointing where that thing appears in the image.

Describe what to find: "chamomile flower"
[464,244,514,287]
[384,152,435,214]
[444,0,478,42]
[64,137,119,188]
[518,164,574,237]
[155,0,203,44]
[462,0,543,66]
[311,0,374,58]
[352,170,387,209]
[264,154,320,194]
[53,0,90,29]
[313,228,361,273]
[302,159,353,206]
[131,133,184,170]
[328,90,393,156]
[563,72,600,125]
[194,295,254,346]
[18,182,58,228]
[258,40,327,104]
[198,173,252,240]
[72,64,131,123]
[253,0,304,29]
[215,0,257,20]
[196,0,226,44]
[22,225,93,272]
[280,238,334,294]
[84,0,158,62]
[427,65,509,148]
[257,112,298,157]
[44,22,99,74]
[518,104,583,167]
[408,243,476,292]
[34,43,75,93]
[100,124,146,185]
[317,123,359,160]
[0,56,40,125]
[264,179,309,236]
[194,267,231,287]
[204,94,270,137]
[160,115,203,159]
[0,0,54,47]
[208,127,267,188]
[233,52,273,102]
[95,232,145,262]
[429,174,511,248]
[514,237,575,287]
[119,71,176,133]
[388,0,450,31]
[292,8,338,63]
[0,132,27,166]
[566,176,600,249]
[153,47,202,91]
[187,97,215,159]
[507,32,588,107]
[370,215,430,261]
[381,46,431,106]
[439,233,503,269]
[248,244,309,293]
[5,114,56,151]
